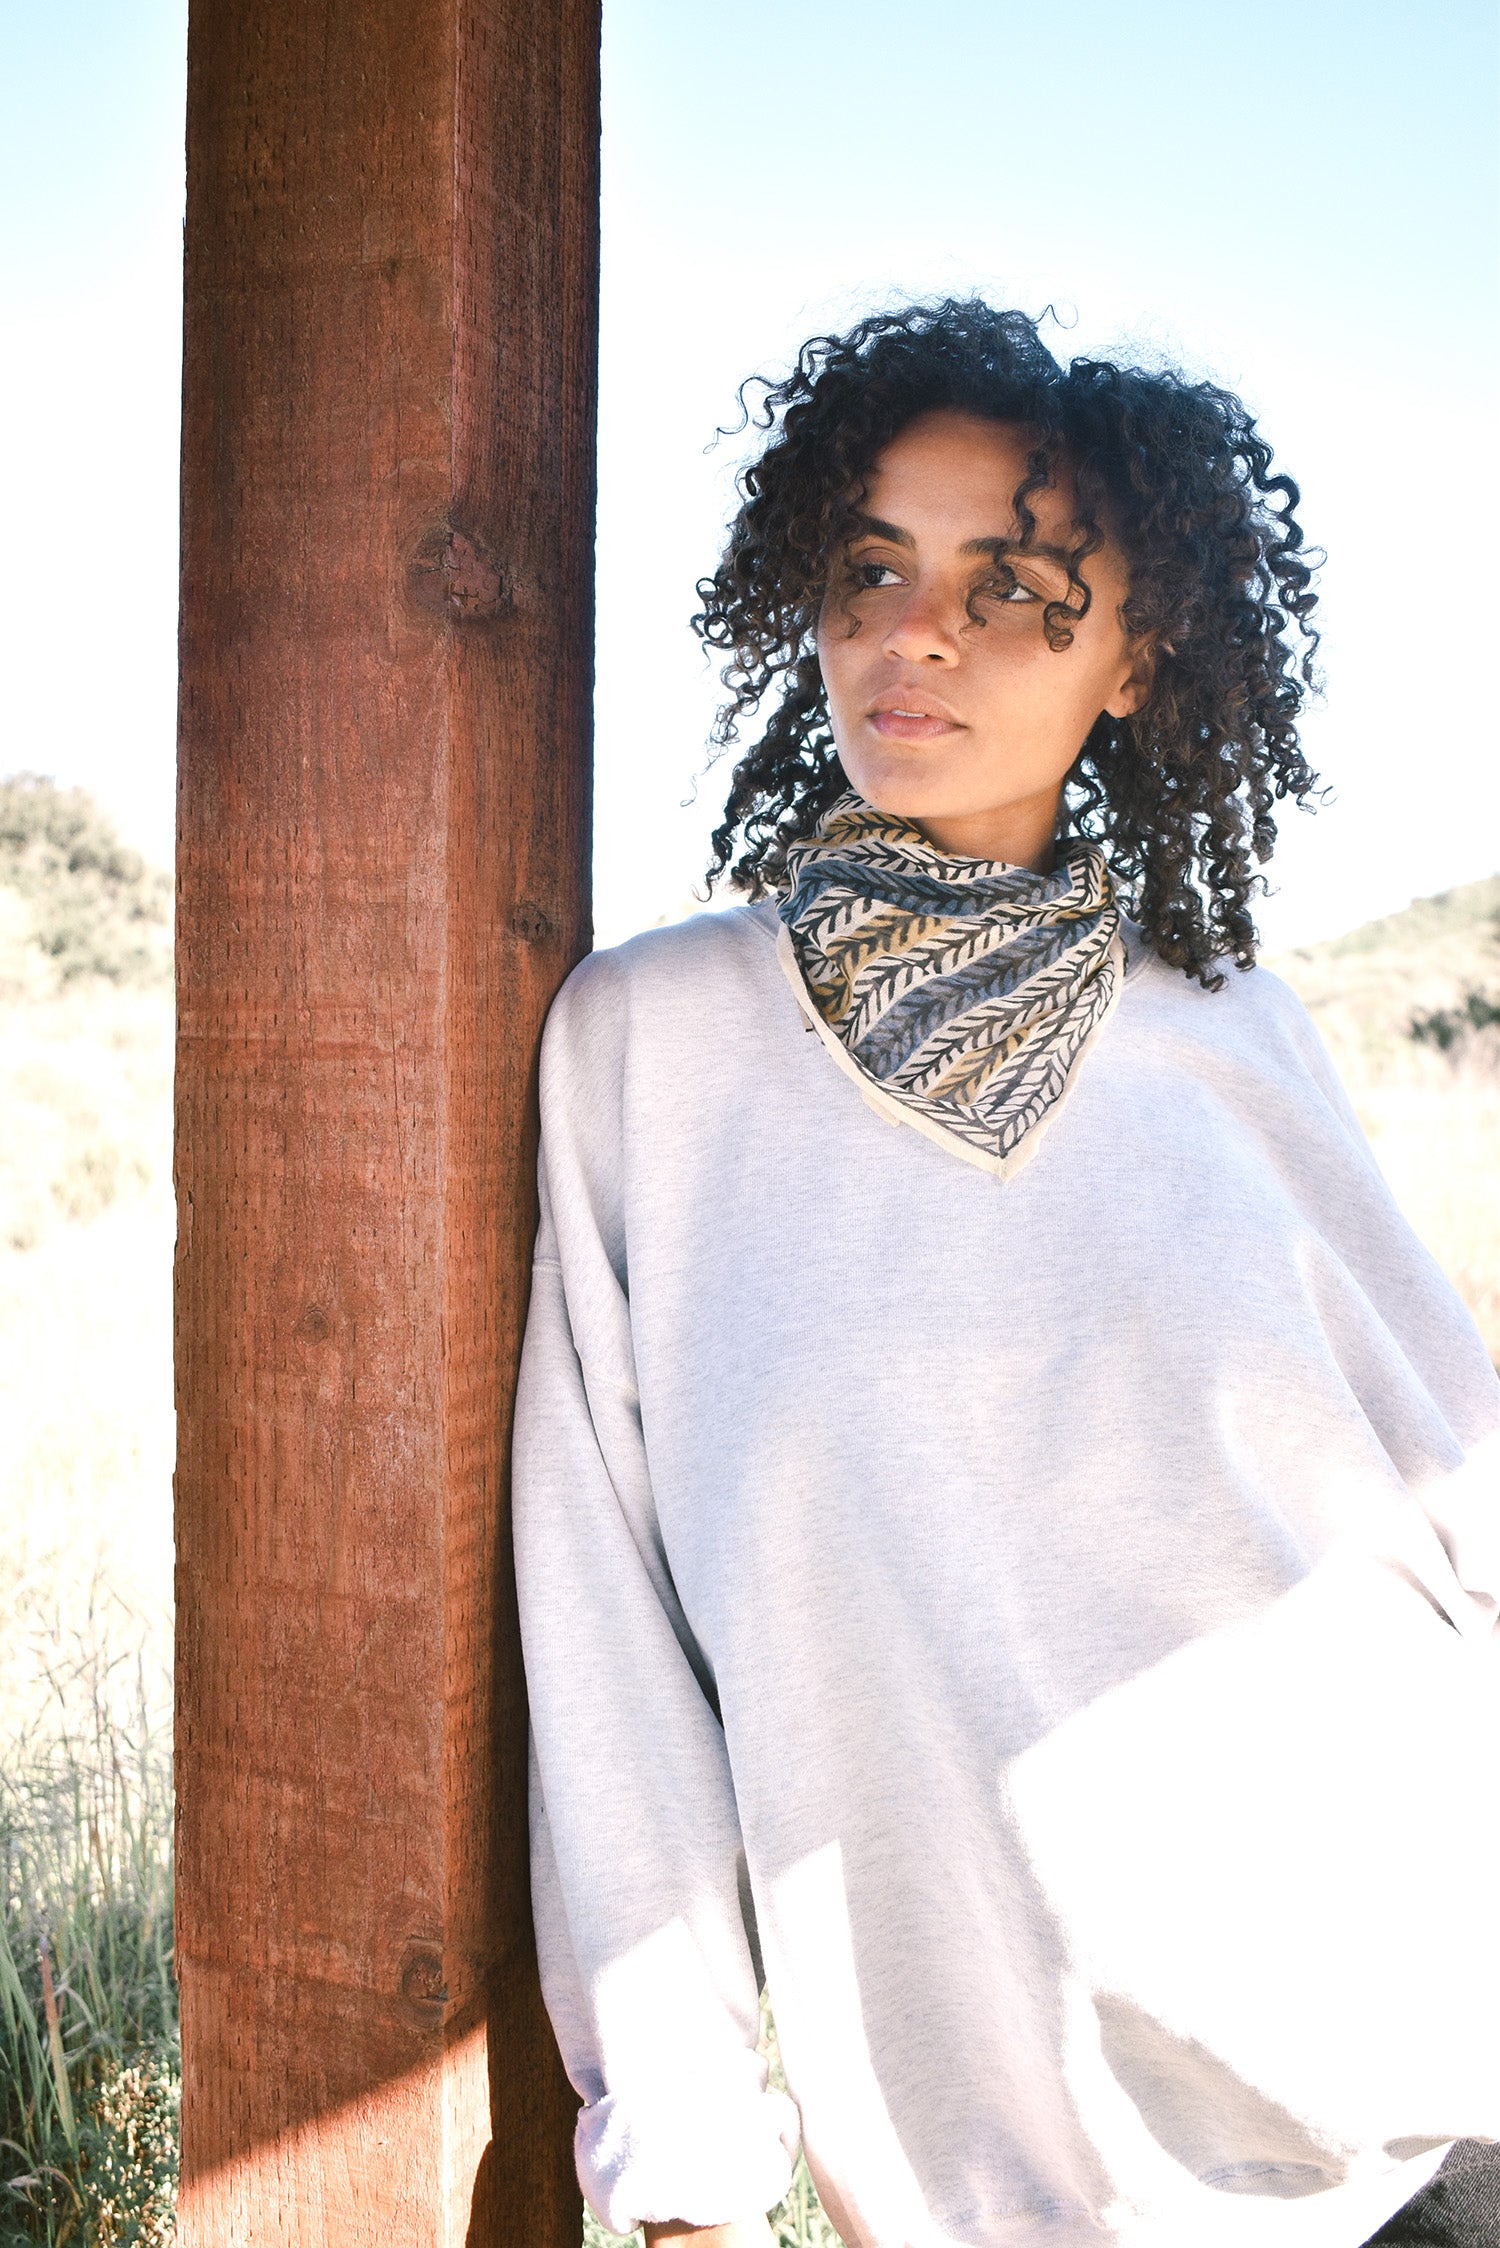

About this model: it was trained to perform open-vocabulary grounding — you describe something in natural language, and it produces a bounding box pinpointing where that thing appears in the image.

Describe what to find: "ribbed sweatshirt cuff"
[576,2080,801,2237]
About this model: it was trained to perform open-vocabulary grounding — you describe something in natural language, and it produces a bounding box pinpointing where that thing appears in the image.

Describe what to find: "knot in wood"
[409,526,506,622]
[399,1941,448,2011]
[510,902,556,944]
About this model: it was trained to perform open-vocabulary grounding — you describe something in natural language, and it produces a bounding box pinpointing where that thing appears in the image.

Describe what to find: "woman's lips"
[868,707,963,741]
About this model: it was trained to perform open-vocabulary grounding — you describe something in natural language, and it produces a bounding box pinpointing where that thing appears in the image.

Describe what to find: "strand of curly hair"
[693,298,1322,988]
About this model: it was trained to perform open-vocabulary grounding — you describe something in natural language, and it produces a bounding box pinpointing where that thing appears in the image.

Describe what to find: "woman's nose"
[882,587,961,664]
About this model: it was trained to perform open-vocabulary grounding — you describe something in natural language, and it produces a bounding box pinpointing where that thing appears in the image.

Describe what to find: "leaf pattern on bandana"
[779,792,1122,1168]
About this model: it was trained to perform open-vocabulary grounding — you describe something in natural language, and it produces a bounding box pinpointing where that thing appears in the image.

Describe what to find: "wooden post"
[173,1,597,2239]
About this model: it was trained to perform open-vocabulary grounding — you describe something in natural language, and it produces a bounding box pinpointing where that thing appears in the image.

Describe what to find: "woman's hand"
[642,2220,776,2247]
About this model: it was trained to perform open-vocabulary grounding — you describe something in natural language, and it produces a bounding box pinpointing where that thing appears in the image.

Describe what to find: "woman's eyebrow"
[849,514,915,548]
[960,533,1067,564]
[850,518,1071,567]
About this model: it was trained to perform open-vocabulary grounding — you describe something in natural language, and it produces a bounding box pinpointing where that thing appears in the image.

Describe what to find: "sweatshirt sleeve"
[512,955,800,2236]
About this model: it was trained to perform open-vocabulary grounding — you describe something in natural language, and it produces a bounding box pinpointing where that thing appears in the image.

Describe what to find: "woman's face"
[815,408,1153,868]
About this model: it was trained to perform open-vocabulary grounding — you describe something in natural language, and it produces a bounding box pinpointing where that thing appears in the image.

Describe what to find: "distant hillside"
[1269,872,1500,1069]
[1316,873,1500,961]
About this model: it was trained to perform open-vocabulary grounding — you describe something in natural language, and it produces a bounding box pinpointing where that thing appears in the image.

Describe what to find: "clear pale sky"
[2,0,1496,948]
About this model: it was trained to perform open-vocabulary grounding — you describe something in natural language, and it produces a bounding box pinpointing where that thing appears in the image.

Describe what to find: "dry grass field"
[0,779,1494,2245]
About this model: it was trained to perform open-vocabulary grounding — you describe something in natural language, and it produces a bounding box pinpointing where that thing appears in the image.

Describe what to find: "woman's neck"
[912,786,1061,870]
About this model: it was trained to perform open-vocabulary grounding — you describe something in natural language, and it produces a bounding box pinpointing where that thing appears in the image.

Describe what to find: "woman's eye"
[984,576,1041,604]
[854,559,903,590]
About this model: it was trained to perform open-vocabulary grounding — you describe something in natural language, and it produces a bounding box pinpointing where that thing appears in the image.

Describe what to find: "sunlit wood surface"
[174,0,598,2236]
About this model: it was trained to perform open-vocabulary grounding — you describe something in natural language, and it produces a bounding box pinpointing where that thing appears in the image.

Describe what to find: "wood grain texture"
[174,0,597,2237]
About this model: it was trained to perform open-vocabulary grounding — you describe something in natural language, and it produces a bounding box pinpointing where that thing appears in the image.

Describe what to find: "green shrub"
[0,778,170,991]
[1408,988,1500,1053]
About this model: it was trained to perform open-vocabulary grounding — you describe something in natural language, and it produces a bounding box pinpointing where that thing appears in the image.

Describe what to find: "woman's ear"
[1104,637,1159,720]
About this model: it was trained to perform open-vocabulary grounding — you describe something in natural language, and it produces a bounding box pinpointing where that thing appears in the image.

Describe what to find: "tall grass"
[0,1571,176,2246]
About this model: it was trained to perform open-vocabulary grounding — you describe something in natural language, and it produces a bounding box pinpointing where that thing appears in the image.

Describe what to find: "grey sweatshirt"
[513,901,1500,2248]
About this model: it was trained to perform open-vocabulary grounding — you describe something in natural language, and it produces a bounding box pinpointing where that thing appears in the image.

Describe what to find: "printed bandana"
[776,791,1125,1178]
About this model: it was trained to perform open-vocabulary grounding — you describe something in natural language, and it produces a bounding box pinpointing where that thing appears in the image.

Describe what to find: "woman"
[513,302,1500,2248]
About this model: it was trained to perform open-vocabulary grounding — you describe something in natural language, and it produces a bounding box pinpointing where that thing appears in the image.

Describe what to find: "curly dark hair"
[694,298,1322,987]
